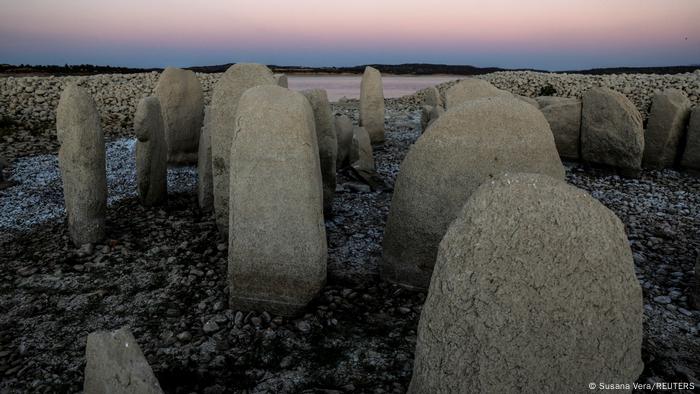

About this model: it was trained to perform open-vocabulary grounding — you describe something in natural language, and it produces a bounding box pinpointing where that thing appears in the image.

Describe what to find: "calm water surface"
[287,75,465,101]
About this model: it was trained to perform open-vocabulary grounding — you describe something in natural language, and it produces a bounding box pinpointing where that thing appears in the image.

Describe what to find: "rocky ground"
[0,77,699,392]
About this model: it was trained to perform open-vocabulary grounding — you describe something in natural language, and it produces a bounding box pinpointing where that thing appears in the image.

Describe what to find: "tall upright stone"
[154,67,204,164]
[536,96,582,160]
[198,106,214,211]
[84,327,164,394]
[302,89,337,214]
[581,87,644,175]
[445,78,511,109]
[681,107,700,171]
[134,96,168,207]
[274,74,289,88]
[359,66,385,143]
[335,114,354,169]
[56,84,107,247]
[210,63,276,236]
[228,85,327,316]
[409,173,643,393]
[643,89,692,169]
[382,97,564,290]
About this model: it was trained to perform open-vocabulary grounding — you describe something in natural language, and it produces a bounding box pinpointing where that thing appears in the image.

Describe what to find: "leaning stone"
[359,66,385,143]
[198,106,214,211]
[421,86,442,108]
[409,173,643,393]
[154,67,204,165]
[643,89,691,169]
[536,96,582,160]
[84,327,164,394]
[302,89,337,215]
[134,97,168,206]
[445,78,511,109]
[274,74,288,88]
[334,115,354,169]
[382,97,564,290]
[56,84,107,247]
[581,87,644,175]
[681,107,700,171]
[350,126,374,172]
[228,85,327,316]
[210,63,276,236]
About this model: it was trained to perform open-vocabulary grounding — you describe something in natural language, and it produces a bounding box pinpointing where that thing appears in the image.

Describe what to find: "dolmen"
[409,173,643,393]
[643,89,691,169]
[197,106,214,212]
[134,97,168,207]
[228,85,327,316]
[84,327,163,394]
[56,84,107,247]
[359,66,385,143]
[210,63,276,236]
[382,97,564,290]
[581,87,644,176]
[154,67,204,165]
[302,89,337,215]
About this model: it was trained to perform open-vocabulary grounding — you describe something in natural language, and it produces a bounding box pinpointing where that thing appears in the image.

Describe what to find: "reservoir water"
[287,75,465,101]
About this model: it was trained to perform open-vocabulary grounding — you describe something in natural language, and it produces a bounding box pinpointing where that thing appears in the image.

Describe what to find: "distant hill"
[1,62,698,76]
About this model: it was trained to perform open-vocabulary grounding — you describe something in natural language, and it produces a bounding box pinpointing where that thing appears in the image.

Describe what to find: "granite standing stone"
[382,97,564,290]
[359,66,385,143]
[56,84,107,247]
[410,173,643,393]
[154,67,204,164]
[134,96,168,206]
[228,85,327,316]
[210,63,276,236]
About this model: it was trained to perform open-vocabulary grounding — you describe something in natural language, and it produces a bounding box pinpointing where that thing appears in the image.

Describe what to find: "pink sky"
[1,0,698,70]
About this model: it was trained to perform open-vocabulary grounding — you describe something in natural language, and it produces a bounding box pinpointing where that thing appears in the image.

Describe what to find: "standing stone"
[681,107,700,171]
[154,67,204,164]
[581,87,645,175]
[350,126,374,172]
[134,97,168,207]
[302,89,337,214]
[274,74,289,88]
[84,327,164,394]
[359,66,385,143]
[536,96,582,160]
[409,173,643,393]
[335,115,354,169]
[422,86,442,108]
[56,84,107,247]
[643,89,692,168]
[198,107,214,211]
[445,78,511,109]
[228,85,327,316]
[382,97,564,290]
[210,63,276,236]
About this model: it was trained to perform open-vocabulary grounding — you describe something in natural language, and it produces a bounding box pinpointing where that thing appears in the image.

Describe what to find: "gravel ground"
[0,138,196,236]
[0,100,698,393]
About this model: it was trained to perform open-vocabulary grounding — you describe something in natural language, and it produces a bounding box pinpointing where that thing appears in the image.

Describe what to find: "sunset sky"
[1,0,699,70]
